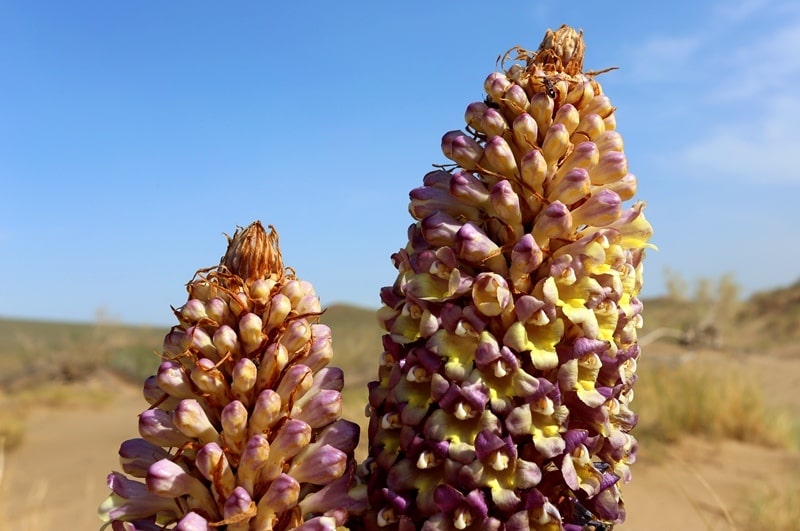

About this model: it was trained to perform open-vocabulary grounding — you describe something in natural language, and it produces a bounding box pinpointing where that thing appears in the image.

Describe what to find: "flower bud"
[532,201,573,246]
[573,113,606,142]
[180,299,208,324]
[591,150,628,185]
[162,329,186,358]
[223,487,256,529]
[304,324,333,372]
[528,92,554,133]
[220,400,248,455]
[503,83,529,114]
[442,130,484,170]
[595,130,624,154]
[455,222,508,275]
[481,108,510,137]
[547,167,591,205]
[231,358,257,406]
[512,112,539,150]
[190,358,230,407]
[553,103,580,134]
[292,389,343,429]
[196,442,236,501]
[520,148,548,193]
[484,72,512,100]
[138,409,192,448]
[183,326,217,360]
[571,189,622,229]
[288,444,347,485]
[252,474,300,530]
[212,325,240,358]
[565,75,595,107]
[465,101,489,130]
[205,297,229,324]
[238,313,264,354]
[146,459,218,519]
[279,318,312,355]
[295,294,321,315]
[509,234,543,291]
[118,438,172,478]
[175,511,210,531]
[157,361,194,399]
[421,212,462,247]
[483,135,518,178]
[264,293,292,333]
[237,434,271,493]
[583,94,614,118]
[554,141,599,180]
[541,123,571,165]
[450,171,490,206]
[248,389,282,436]
[489,180,523,238]
[173,399,220,445]
[275,363,314,407]
[605,172,637,201]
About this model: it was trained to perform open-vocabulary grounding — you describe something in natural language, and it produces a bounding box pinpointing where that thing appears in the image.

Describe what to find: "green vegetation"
[0,317,164,388]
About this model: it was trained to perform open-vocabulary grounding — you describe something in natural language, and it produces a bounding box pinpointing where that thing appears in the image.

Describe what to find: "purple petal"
[173,399,219,444]
[450,171,490,205]
[291,389,343,429]
[532,200,572,245]
[421,212,462,246]
[474,430,505,460]
[433,484,465,513]
[563,429,589,453]
[119,438,172,478]
[223,486,255,520]
[138,409,191,448]
[174,511,209,531]
[571,189,622,228]
[288,444,347,485]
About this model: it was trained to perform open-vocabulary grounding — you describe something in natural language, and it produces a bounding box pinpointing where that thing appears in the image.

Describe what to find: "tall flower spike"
[363,24,653,529]
[99,222,366,529]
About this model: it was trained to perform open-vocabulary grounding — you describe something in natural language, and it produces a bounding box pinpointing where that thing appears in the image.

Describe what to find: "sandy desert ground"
[1,348,799,531]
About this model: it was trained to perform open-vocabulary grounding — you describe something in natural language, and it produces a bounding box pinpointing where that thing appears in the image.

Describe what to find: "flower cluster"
[99,222,366,530]
[362,25,653,529]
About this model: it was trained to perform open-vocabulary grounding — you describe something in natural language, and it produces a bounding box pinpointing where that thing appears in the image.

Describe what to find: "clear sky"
[2,1,798,326]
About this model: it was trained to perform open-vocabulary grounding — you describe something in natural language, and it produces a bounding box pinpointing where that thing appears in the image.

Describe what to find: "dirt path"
[0,377,143,530]
[625,437,799,529]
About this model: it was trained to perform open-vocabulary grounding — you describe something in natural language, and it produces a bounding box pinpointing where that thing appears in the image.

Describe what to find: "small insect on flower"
[542,76,557,98]
[483,95,501,109]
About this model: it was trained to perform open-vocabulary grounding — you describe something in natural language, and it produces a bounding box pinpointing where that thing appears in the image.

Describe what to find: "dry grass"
[0,381,116,453]
[0,406,26,453]
[633,357,797,450]
[740,481,800,530]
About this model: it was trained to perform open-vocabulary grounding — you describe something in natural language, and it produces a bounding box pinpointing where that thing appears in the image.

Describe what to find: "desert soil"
[1,349,798,531]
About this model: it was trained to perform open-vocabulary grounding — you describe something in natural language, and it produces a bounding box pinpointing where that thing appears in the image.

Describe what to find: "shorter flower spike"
[100,222,365,529]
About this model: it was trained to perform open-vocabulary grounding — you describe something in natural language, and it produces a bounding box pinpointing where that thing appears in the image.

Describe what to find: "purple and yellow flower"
[363,25,653,529]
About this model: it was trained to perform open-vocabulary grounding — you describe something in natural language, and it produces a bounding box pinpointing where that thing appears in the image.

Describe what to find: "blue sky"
[2,1,798,325]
